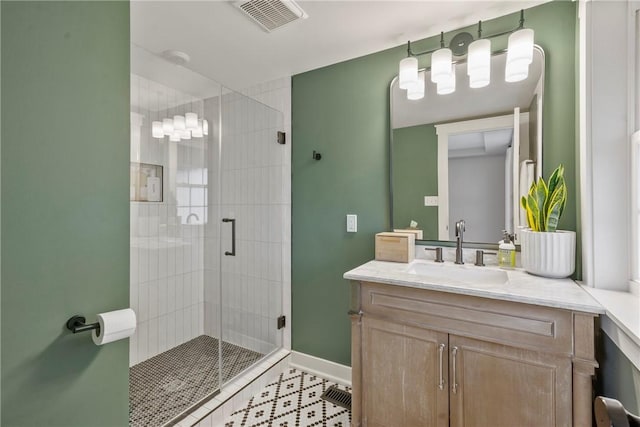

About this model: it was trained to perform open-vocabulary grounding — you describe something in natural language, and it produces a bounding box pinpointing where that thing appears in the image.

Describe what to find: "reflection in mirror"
[390,47,544,245]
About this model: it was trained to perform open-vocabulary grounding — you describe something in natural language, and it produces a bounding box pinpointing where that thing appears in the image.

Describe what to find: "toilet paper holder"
[66,315,100,335]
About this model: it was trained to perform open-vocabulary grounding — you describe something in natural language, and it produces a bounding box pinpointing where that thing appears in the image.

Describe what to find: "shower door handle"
[222,218,236,256]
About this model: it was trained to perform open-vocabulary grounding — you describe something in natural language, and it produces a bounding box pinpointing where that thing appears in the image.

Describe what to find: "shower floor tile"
[224,368,351,427]
[129,335,263,427]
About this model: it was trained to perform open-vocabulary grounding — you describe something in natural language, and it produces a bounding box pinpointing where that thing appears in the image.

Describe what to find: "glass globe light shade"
[399,57,419,90]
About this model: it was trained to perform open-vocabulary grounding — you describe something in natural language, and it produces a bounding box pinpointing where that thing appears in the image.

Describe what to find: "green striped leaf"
[520,164,567,232]
[527,192,540,231]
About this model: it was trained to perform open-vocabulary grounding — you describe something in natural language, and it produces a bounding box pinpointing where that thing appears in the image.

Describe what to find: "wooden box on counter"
[375,232,415,263]
[393,228,424,240]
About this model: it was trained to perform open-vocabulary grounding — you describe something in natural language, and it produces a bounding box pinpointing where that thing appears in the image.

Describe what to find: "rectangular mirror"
[390,47,544,245]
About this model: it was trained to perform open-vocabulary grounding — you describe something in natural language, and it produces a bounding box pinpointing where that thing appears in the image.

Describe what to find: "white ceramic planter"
[520,229,576,278]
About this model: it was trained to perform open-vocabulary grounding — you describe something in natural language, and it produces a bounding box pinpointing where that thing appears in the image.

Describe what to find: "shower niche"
[129,45,285,427]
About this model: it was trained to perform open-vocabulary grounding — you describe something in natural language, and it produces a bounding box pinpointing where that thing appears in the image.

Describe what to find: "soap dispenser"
[498,230,516,269]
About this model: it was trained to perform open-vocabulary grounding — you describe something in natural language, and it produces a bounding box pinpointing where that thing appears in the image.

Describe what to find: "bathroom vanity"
[344,260,604,427]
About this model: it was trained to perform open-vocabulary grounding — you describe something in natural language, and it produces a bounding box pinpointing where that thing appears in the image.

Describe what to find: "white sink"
[405,261,509,286]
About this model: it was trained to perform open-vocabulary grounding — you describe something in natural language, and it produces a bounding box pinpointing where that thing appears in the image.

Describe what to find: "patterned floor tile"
[224,368,351,427]
[129,335,263,427]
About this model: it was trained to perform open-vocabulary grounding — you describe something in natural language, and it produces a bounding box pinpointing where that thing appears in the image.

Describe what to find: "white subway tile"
[175,309,184,344]
[137,321,149,362]
[184,273,193,307]
[130,246,139,285]
[191,305,199,337]
[167,276,177,313]
[158,314,168,353]
[158,277,168,315]
[139,247,150,284]
[175,275,184,311]
[196,270,204,303]
[166,311,176,349]
[167,246,176,277]
[148,317,159,357]
[158,246,168,279]
[183,240,193,272]
[148,281,159,319]
[149,247,159,282]
[129,333,138,366]
[198,303,204,336]
[176,244,184,275]
[138,283,149,322]
[183,308,192,340]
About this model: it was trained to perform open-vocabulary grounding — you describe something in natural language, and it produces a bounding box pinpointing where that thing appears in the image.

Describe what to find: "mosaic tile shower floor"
[224,368,351,427]
[130,335,263,427]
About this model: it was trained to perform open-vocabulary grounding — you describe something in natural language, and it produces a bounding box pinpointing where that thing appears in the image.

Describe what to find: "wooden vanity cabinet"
[361,316,449,426]
[350,281,598,427]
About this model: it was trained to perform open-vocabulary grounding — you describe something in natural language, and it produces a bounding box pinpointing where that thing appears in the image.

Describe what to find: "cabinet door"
[361,316,449,427]
[449,335,572,427]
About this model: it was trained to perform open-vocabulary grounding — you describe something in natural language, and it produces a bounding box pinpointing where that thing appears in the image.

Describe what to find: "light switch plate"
[424,196,439,206]
[346,214,357,232]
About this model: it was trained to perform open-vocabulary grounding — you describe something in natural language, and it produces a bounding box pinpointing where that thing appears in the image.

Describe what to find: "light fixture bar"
[406,10,528,59]
[398,9,533,100]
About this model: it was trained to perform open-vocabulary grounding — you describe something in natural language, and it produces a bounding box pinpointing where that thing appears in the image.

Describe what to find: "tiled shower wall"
[130,74,290,365]
[129,75,210,365]
[204,77,291,354]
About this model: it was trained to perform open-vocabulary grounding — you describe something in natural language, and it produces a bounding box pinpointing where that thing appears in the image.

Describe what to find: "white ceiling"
[130,0,549,92]
[448,128,513,158]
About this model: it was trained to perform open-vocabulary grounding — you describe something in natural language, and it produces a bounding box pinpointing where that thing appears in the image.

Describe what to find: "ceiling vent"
[234,0,308,32]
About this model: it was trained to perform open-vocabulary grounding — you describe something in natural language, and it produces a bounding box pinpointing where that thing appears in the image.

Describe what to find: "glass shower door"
[130,45,225,426]
[218,89,285,383]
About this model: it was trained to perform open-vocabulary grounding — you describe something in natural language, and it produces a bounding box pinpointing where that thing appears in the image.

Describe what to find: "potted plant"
[519,164,576,278]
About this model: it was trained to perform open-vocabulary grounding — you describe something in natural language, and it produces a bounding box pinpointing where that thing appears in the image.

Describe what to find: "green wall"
[598,332,640,414]
[392,124,438,238]
[1,2,130,425]
[292,1,578,365]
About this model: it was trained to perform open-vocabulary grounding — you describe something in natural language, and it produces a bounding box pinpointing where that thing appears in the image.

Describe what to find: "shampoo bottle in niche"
[498,231,516,269]
[147,170,161,202]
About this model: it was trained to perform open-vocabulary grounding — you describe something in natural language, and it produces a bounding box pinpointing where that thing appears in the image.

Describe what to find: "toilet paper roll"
[92,308,137,346]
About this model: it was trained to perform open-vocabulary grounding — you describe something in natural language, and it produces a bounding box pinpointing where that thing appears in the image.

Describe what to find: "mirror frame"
[389,46,545,247]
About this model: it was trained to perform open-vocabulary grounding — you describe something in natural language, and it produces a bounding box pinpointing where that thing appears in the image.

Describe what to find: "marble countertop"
[344,259,604,314]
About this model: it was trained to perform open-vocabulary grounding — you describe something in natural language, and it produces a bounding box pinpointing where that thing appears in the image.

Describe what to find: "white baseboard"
[289,351,352,386]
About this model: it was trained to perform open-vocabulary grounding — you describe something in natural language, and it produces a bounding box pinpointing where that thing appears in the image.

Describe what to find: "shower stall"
[129,46,285,426]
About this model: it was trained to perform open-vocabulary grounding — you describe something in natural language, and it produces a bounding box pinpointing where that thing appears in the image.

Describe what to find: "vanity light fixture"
[437,68,456,95]
[151,112,208,141]
[467,22,491,89]
[151,121,164,138]
[398,10,533,100]
[431,33,453,85]
[505,28,535,82]
[185,112,198,130]
[173,115,186,132]
[162,118,174,134]
[407,71,426,100]
[399,56,419,90]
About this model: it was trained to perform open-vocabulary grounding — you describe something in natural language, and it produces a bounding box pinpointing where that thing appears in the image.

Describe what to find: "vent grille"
[235,0,307,32]
[320,385,352,410]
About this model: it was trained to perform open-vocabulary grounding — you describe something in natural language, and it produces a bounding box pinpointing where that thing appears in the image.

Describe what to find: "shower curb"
[172,349,291,427]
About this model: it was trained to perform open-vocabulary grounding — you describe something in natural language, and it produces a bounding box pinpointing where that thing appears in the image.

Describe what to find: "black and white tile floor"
[223,368,351,427]
[129,335,263,427]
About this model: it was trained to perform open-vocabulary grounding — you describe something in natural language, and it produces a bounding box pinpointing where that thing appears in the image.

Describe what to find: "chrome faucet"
[455,220,465,265]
